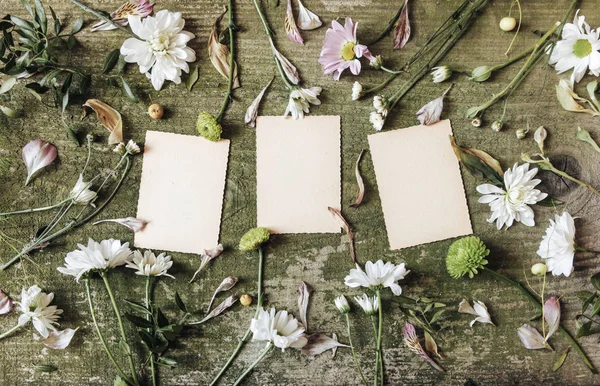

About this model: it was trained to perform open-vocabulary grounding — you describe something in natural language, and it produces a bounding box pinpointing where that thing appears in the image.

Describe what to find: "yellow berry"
[500,17,517,32]
[240,294,253,307]
[148,104,164,119]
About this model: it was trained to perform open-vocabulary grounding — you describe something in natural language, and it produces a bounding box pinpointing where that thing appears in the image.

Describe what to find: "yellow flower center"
[341,42,356,61]
[573,39,592,59]
[151,34,170,52]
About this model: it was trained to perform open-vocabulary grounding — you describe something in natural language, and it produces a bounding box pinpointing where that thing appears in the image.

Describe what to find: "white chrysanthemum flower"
[334,295,350,314]
[69,174,97,206]
[126,250,174,278]
[458,299,494,327]
[354,293,378,316]
[372,95,388,116]
[125,140,140,155]
[476,163,548,230]
[284,87,322,120]
[549,10,600,85]
[344,260,410,296]
[250,307,308,351]
[431,65,452,83]
[351,82,363,101]
[536,212,576,277]
[16,285,62,338]
[58,239,133,282]
[369,111,385,131]
[120,10,196,90]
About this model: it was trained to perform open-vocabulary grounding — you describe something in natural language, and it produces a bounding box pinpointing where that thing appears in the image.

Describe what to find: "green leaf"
[118,339,131,356]
[450,136,504,187]
[26,87,43,101]
[34,0,47,34]
[120,76,137,102]
[591,272,600,291]
[186,65,199,91]
[582,294,597,314]
[10,15,35,32]
[125,313,154,329]
[116,55,127,74]
[575,291,595,301]
[20,0,35,19]
[576,321,592,338]
[49,6,61,35]
[61,91,69,113]
[0,77,16,94]
[66,35,77,49]
[429,309,446,324]
[157,357,177,367]
[536,196,563,207]
[552,347,570,372]
[102,49,120,74]
[138,330,155,348]
[591,298,600,317]
[79,74,91,95]
[156,308,169,328]
[65,126,80,146]
[175,292,187,313]
[0,105,17,118]
[71,16,84,34]
[61,72,73,94]
[35,364,58,373]
[114,375,128,386]
[123,299,151,315]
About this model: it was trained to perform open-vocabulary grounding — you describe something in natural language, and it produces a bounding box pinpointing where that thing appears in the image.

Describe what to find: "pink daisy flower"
[318,17,373,80]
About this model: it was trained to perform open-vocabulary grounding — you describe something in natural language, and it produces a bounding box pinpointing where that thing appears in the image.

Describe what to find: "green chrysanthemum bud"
[446,236,489,279]
[197,112,222,142]
[239,227,270,251]
[470,66,493,82]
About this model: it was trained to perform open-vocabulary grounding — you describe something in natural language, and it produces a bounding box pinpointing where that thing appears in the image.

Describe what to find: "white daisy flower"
[476,163,548,230]
[549,10,600,85]
[284,87,322,120]
[458,299,494,327]
[431,65,452,83]
[344,260,410,296]
[334,295,350,314]
[126,250,174,278]
[250,307,308,351]
[372,95,388,116]
[536,212,576,277]
[369,111,385,131]
[353,293,378,316]
[351,81,363,101]
[58,239,133,282]
[69,174,97,206]
[16,285,62,338]
[120,10,196,90]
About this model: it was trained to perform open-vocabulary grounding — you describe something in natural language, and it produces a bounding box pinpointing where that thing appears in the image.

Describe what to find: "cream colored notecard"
[135,131,230,254]
[256,116,341,234]
[368,120,472,250]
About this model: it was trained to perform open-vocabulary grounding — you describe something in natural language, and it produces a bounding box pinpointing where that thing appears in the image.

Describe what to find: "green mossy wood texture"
[1,0,600,384]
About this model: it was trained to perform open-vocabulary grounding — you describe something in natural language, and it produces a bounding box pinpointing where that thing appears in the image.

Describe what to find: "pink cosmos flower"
[318,17,373,80]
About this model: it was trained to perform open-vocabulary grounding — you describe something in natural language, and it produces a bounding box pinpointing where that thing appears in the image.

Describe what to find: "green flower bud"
[531,263,547,276]
[491,120,504,132]
[516,128,528,139]
[197,112,222,142]
[446,236,490,279]
[239,227,270,251]
[470,66,493,82]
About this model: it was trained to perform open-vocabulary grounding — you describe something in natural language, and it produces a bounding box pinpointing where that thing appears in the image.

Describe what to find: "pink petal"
[301,333,349,357]
[22,140,57,185]
[543,296,560,341]
[0,290,13,315]
[42,328,78,350]
[517,324,546,350]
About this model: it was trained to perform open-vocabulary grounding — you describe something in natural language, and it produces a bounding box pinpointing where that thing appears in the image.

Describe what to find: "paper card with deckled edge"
[135,131,230,254]
[368,120,473,250]
[256,116,341,234]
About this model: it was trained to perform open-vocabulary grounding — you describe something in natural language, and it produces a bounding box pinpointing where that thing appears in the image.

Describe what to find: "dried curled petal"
[82,99,123,145]
[208,8,240,88]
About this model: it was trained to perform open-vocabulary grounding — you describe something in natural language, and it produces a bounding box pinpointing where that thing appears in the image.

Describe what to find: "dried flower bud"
[534,126,547,154]
[239,227,270,251]
[470,66,493,82]
[491,120,504,132]
[471,117,482,128]
[431,66,452,83]
[516,129,528,139]
[148,104,164,119]
[197,112,223,142]
[240,294,253,307]
[499,17,517,32]
[369,55,384,70]
[531,263,547,276]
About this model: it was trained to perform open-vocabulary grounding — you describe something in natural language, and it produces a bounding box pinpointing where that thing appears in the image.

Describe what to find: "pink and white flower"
[91,0,153,32]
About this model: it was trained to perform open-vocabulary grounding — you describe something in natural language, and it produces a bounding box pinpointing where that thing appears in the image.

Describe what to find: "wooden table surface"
[1,0,599,384]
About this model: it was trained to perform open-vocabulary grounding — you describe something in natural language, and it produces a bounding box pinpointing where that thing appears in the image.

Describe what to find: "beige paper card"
[368,120,472,250]
[256,116,341,234]
[135,131,230,254]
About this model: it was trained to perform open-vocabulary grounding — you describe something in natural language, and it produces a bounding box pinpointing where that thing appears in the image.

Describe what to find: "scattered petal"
[350,150,366,208]
[328,207,356,264]
[93,217,147,232]
[285,0,304,44]
[297,281,310,330]
[555,79,598,116]
[207,277,238,312]
[458,299,494,327]
[393,0,411,49]
[190,295,237,325]
[416,85,451,125]
[42,328,78,349]
[402,323,444,371]
[91,0,153,32]
[245,78,273,127]
[274,48,300,85]
[301,333,349,357]
[534,126,548,154]
[189,244,224,283]
[22,140,57,185]
[0,290,13,315]
[424,330,442,359]
[82,99,123,145]
[208,8,240,89]
[331,333,339,358]
[517,324,547,350]
[297,0,322,30]
[544,296,560,342]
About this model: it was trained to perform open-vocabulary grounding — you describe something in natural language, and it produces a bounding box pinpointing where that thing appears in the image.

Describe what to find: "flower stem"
[101,272,138,385]
[345,314,368,386]
[0,324,21,340]
[85,277,133,385]
[376,289,384,386]
[231,343,273,386]
[547,164,600,197]
[483,267,597,374]
[145,276,157,386]
[0,199,70,217]
[488,45,534,73]
[215,0,236,124]
[209,246,265,386]
[367,6,403,46]
[69,0,137,37]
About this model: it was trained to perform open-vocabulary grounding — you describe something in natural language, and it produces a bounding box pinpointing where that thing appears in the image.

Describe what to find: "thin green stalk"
[547,165,600,197]
[345,314,368,386]
[209,247,265,386]
[367,5,403,46]
[376,290,384,386]
[0,324,21,340]
[215,0,236,124]
[101,272,138,385]
[146,276,157,386]
[489,45,535,73]
[0,199,69,217]
[370,317,379,386]
[483,267,597,374]
[85,278,133,385]
[232,343,273,386]
[69,0,137,37]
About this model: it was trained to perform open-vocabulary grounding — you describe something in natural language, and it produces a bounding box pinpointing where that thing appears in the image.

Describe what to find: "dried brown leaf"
[424,330,443,359]
[208,8,240,89]
[350,150,366,208]
[82,99,123,145]
[328,207,356,264]
[393,0,410,49]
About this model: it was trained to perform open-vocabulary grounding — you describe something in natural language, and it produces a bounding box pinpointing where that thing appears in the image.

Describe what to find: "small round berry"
[500,17,517,32]
[148,104,164,119]
[240,294,253,307]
